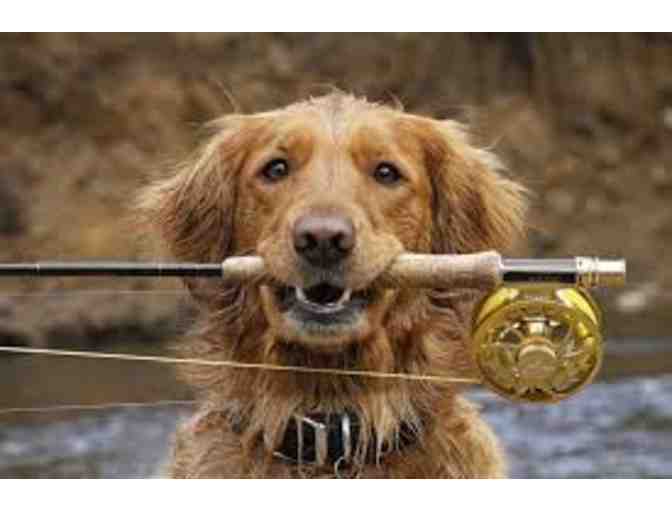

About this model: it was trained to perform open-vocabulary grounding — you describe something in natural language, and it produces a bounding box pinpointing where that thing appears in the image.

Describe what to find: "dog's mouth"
[274,282,376,319]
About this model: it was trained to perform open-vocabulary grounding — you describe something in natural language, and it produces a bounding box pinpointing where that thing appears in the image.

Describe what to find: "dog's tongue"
[297,284,351,307]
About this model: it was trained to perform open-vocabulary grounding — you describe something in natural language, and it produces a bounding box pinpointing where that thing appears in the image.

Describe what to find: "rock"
[663,107,672,129]
[546,190,576,216]
[616,283,658,314]
[0,297,13,318]
[651,166,670,187]
[0,326,31,347]
[529,230,559,255]
[585,195,607,216]
[0,176,25,236]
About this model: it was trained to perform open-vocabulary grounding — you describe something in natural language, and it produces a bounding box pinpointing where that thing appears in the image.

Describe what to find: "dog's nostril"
[295,231,318,252]
[293,213,355,267]
[333,232,354,253]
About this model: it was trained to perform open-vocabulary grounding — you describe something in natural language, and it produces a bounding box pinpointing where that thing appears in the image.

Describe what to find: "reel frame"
[472,284,604,404]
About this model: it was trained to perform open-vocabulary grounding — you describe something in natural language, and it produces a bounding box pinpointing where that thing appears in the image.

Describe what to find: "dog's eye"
[373,163,402,186]
[261,159,290,182]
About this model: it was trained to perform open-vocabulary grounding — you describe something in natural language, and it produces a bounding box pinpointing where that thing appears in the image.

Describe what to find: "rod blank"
[0,262,223,278]
[0,252,626,290]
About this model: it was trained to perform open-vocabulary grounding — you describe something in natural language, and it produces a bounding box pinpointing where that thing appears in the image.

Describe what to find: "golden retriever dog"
[138,92,527,478]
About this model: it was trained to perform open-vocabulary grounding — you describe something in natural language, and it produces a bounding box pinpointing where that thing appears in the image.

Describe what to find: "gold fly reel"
[472,286,603,403]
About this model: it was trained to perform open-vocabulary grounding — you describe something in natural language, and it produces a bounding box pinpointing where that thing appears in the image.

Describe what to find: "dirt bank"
[1,33,671,346]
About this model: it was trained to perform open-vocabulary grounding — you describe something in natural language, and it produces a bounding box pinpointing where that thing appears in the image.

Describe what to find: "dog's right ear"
[408,118,528,256]
[136,115,254,305]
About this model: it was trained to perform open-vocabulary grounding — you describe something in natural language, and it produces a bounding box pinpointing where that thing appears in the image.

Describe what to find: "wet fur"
[138,93,527,478]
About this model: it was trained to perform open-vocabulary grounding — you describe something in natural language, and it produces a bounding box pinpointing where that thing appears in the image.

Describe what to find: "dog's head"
[139,93,526,353]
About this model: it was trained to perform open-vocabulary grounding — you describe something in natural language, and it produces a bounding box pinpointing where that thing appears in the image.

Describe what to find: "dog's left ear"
[419,119,528,255]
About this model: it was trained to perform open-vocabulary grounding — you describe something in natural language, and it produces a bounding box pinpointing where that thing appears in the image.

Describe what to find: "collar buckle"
[274,413,354,468]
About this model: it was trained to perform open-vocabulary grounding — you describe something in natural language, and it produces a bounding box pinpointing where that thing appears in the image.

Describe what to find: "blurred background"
[0,33,671,478]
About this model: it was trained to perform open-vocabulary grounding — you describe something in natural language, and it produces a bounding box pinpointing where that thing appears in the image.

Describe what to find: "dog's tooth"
[296,287,309,304]
[336,288,352,306]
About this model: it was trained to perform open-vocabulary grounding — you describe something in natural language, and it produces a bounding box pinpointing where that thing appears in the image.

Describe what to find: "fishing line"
[0,400,196,415]
[0,346,481,384]
[0,289,191,298]
[0,346,480,415]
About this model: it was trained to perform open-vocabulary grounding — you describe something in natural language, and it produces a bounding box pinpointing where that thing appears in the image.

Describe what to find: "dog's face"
[244,104,437,351]
[140,94,526,353]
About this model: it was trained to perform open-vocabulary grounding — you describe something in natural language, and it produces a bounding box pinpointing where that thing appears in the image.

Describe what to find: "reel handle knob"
[517,341,558,385]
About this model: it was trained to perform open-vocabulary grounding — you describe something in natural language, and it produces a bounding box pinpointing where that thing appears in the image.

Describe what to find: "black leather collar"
[274,412,419,467]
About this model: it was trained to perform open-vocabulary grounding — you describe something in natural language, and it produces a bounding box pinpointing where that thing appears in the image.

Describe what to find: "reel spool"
[472,286,603,403]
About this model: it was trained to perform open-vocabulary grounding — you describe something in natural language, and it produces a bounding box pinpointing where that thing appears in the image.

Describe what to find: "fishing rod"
[0,251,627,404]
[0,251,625,290]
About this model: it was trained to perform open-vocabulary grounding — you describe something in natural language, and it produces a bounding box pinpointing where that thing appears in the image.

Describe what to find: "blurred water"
[471,376,672,478]
[1,374,671,478]
[0,406,188,478]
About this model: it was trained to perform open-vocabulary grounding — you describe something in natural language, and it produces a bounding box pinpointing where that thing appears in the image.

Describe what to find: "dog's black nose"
[293,213,355,267]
